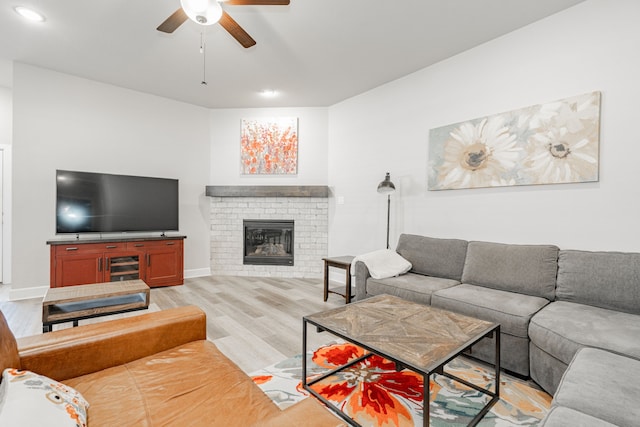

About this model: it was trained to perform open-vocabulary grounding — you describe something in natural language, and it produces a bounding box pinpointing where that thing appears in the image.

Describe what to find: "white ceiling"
[0,0,585,108]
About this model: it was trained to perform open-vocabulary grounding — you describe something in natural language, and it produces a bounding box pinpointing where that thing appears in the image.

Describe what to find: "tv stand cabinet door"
[54,252,104,287]
[142,241,184,287]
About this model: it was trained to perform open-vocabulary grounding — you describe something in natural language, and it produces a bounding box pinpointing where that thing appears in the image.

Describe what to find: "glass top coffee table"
[302,294,500,427]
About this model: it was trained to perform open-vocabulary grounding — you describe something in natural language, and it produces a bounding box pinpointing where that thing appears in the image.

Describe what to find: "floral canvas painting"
[241,117,298,175]
[428,92,601,190]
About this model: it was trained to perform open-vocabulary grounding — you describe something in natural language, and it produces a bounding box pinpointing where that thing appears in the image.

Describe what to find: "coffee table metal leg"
[323,261,329,302]
[495,325,501,397]
[302,319,308,389]
[303,318,367,426]
[424,373,430,427]
[345,268,352,304]
[464,326,501,426]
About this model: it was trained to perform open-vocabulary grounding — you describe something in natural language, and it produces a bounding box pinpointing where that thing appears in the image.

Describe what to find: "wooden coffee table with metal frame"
[42,280,150,333]
[303,294,500,427]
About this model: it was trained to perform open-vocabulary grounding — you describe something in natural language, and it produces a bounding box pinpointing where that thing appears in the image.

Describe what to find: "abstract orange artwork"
[240,117,298,175]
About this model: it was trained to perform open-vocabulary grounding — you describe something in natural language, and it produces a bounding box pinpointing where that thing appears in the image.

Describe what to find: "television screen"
[56,170,179,234]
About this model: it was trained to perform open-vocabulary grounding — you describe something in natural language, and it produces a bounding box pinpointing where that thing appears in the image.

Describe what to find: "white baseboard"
[9,285,48,301]
[184,268,211,279]
[6,268,212,301]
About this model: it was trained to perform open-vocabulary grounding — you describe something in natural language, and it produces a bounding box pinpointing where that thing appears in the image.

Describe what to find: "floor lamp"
[377,173,396,249]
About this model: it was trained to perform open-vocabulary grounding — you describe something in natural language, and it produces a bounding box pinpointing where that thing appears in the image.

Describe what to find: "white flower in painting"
[527,131,598,183]
[436,116,521,189]
[526,93,599,184]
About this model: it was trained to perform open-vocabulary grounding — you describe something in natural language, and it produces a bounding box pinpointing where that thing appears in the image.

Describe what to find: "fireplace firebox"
[243,220,294,266]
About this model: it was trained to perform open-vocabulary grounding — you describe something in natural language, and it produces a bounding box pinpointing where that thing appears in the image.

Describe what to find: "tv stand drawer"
[53,242,127,255]
[127,239,181,250]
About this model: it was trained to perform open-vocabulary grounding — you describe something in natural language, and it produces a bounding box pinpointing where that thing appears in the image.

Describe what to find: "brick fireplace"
[207,186,329,278]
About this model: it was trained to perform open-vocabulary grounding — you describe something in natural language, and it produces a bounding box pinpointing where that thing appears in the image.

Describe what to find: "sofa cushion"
[0,368,89,427]
[396,234,468,281]
[432,284,549,338]
[556,250,640,315]
[64,340,282,426]
[461,241,558,300]
[366,273,459,305]
[529,301,640,365]
[541,407,617,427]
[553,348,640,427]
[252,397,345,427]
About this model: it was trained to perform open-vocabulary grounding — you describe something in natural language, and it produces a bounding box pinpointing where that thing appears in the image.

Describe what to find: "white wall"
[0,86,11,146]
[0,86,12,285]
[0,59,12,90]
[328,0,640,256]
[11,63,211,296]
[8,0,640,295]
[209,108,328,184]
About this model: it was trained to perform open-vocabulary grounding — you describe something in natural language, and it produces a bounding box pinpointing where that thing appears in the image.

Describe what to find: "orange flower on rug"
[251,342,551,427]
[311,343,423,426]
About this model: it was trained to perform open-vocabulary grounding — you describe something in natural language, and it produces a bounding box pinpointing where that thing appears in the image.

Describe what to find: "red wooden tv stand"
[47,236,185,288]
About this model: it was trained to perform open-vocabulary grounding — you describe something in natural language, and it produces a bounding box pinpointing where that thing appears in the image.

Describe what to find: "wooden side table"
[322,256,355,304]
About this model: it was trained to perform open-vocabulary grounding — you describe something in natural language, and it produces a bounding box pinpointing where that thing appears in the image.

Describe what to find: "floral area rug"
[251,341,551,426]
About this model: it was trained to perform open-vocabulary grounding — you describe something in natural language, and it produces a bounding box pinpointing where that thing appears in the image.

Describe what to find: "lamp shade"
[180,0,223,25]
[377,173,396,194]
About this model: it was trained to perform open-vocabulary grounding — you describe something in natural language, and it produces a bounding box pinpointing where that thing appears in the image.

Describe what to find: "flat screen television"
[56,170,179,234]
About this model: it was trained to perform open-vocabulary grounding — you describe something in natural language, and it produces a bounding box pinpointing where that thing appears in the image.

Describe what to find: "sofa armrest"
[16,305,206,381]
[354,261,371,301]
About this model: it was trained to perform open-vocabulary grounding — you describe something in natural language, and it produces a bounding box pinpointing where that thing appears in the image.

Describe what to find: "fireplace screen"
[243,220,294,266]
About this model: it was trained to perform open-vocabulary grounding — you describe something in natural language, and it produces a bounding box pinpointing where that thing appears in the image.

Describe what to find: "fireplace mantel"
[205,185,330,198]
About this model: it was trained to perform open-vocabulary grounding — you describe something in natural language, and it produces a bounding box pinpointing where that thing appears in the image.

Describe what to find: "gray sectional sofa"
[540,347,640,427]
[354,233,640,426]
[529,249,640,392]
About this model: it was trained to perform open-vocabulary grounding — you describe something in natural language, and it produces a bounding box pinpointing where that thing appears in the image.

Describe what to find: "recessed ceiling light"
[14,6,46,22]
[260,89,278,98]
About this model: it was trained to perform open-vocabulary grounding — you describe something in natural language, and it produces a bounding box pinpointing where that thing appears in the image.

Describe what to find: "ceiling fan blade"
[219,11,257,48]
[157,8,188,33]
[224,0,290,5]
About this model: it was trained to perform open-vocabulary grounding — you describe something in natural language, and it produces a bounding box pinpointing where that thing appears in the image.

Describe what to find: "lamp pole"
[377,172,396,250]
[385,193,391,249]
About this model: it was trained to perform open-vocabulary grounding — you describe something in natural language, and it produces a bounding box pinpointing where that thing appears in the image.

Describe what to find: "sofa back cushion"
[395,234,468,281]
[461,241,559,300]
[556,250,640,315]
[0,311,21,373]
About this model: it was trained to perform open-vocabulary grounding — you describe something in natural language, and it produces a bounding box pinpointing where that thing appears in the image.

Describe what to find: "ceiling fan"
[157,0,290,48]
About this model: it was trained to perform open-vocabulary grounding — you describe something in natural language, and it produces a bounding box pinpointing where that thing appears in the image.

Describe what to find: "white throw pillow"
[0,368,89,427]
[352,249,412,279]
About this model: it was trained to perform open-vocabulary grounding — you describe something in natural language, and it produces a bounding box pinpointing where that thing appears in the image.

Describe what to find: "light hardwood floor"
[0,276,345,373]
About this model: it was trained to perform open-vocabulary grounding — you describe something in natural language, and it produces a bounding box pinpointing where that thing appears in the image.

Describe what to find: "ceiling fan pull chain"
[200,31,207,85]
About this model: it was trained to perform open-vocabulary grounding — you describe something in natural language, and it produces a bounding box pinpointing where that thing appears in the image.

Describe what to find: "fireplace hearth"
[244,220,294,266]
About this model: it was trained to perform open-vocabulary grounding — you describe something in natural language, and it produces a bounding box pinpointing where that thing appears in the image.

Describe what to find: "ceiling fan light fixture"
[180,0,223,25]
[14,6,46,22]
